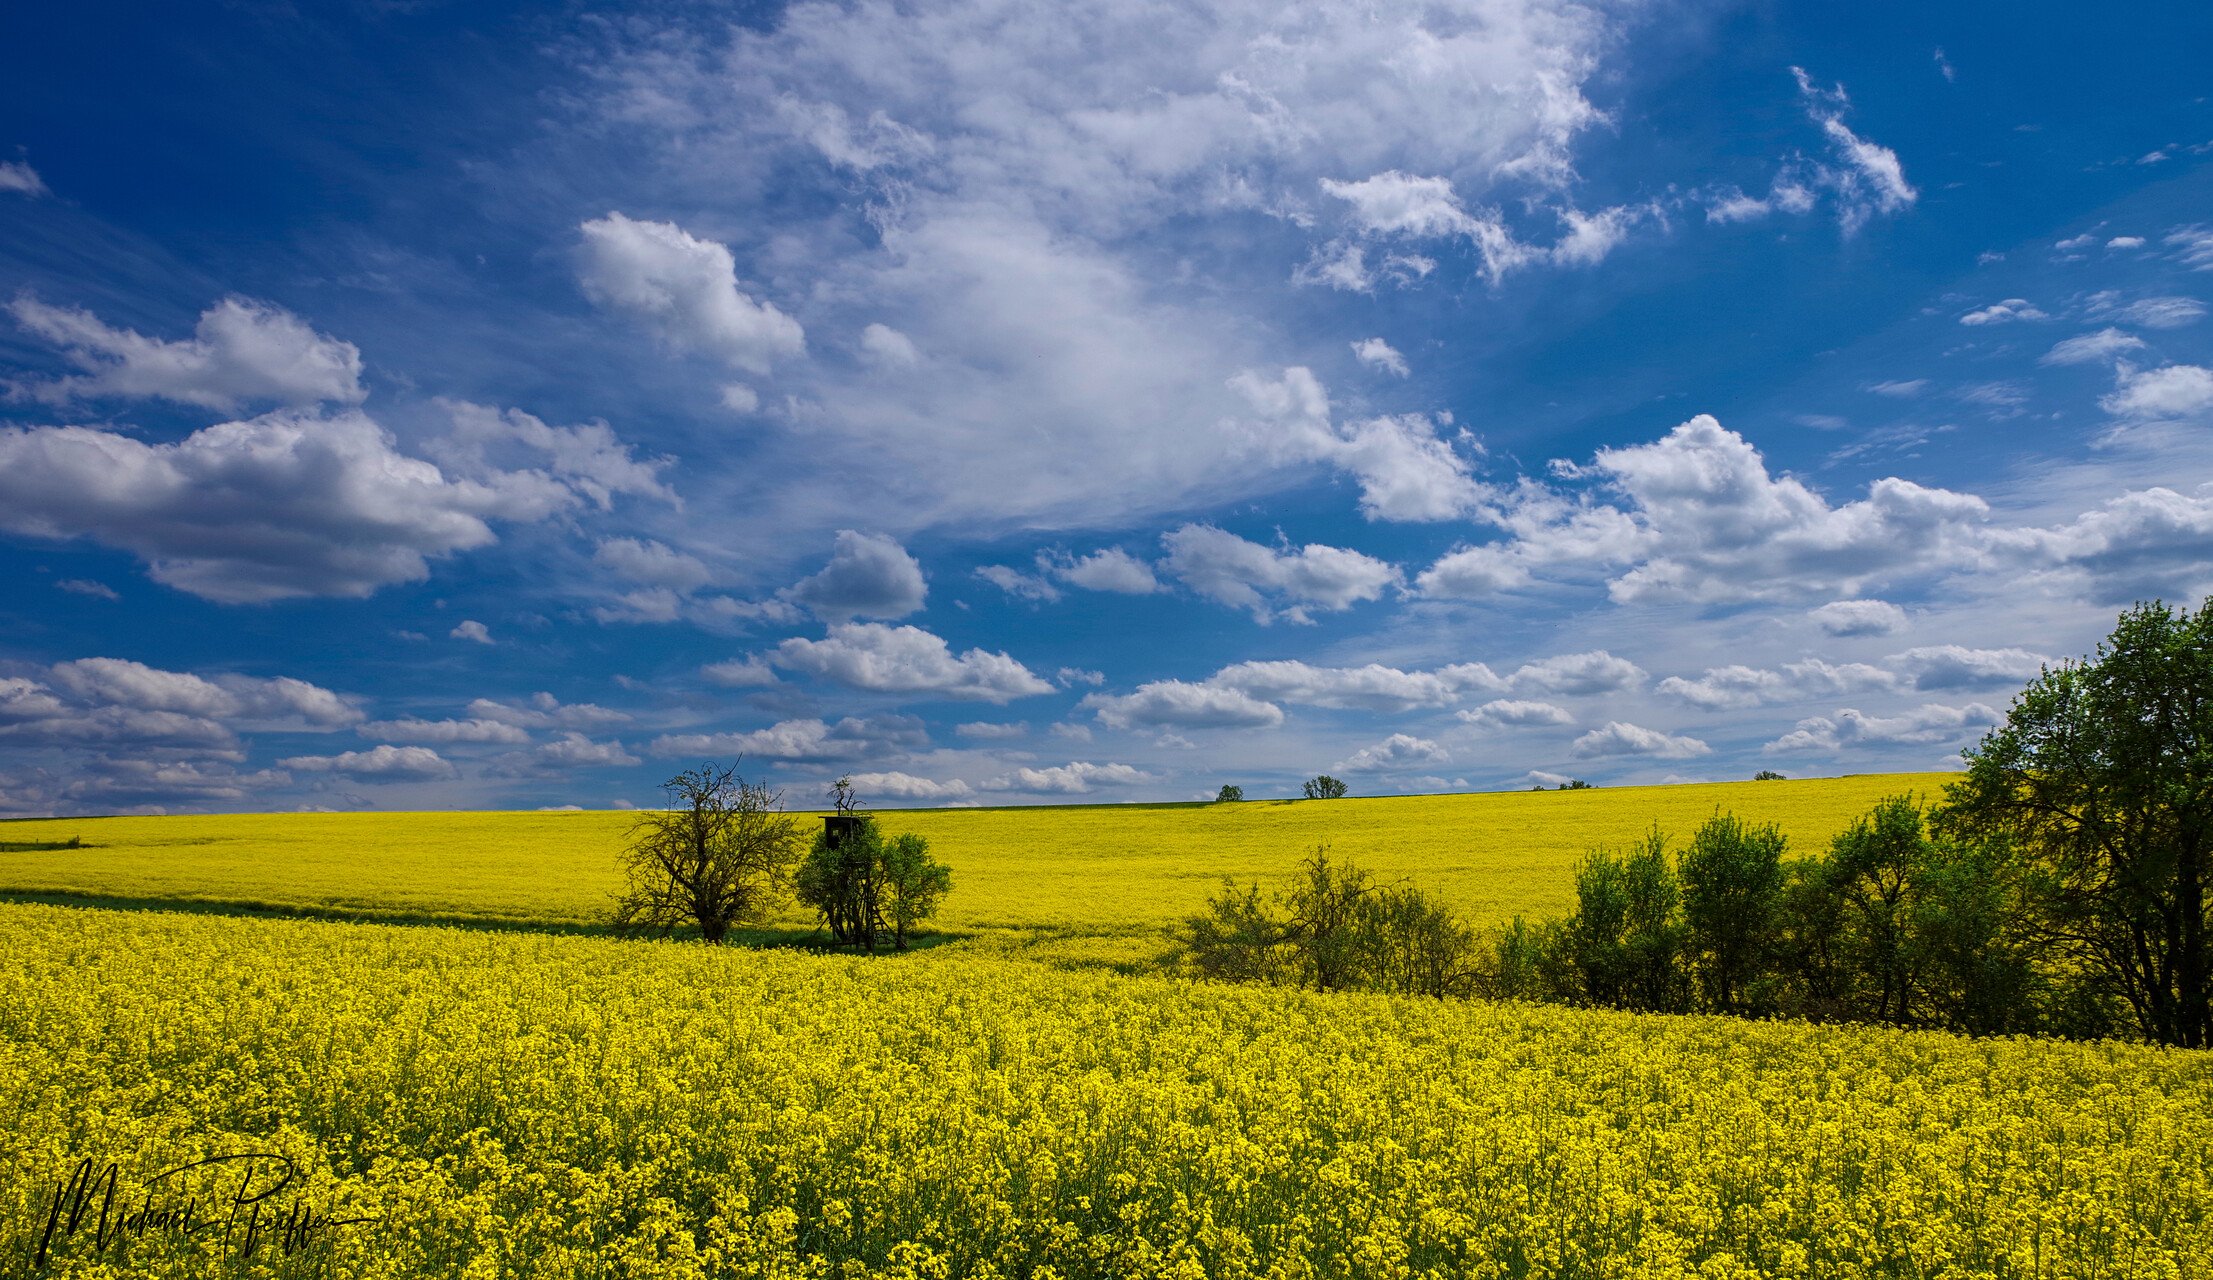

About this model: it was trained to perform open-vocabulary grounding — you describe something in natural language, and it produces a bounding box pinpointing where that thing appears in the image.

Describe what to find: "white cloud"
[1809,599,1907,636]
[1866,379,1927,398]
[1569,721,1710,759]
[701,656,779,688]
[534,733,641,768]
[1959,298,2048,326]
[843,770,974,801]
[467,692,630,730]
[771,623,1052,703]
[48,658,359,728]
[2101,297,2205,329]
[720,383,760,413]
[859,323,920,367]
[56,579,118,600]
[1351,338,1409,377]
[1335,733,1448,772]
[981,761,1152,794]
[577,212,805,373]
[450,620,494,645]
[1509,650,1644,696]
[1457,698,1574,727]
[1051,548,1160,594]
[8,296,365,410]
[650,714,925,761]
[1420,416,1991,606]
[2102,364,2213,421]
[1887,645,2050,690]
[1080,680,1284,730]
[2011,485,2213,602]
[1656,658,1897,710]
[953,721,1027,740]
[1161,523,1399,622]
[2041,328,2146,366]
[787,530,928,620]
[595,538,713,594]
[975,565,1060,602]
[1767,702,1999,752]
[359,717,532,745]
[436,400,677,511]
[2109,236,2146,250]
[1209,659,1503,710]
[279,744,457,780]
[0,160,47,196]
[1790,67,1916,233]
[2170,225,2213,271]
[0,406,669,604]
[1227,366,1483,522]
[1056,667,1105,688]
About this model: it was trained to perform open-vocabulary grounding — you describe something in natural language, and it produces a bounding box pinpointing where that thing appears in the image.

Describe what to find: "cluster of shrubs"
[1185,795,2119,1040]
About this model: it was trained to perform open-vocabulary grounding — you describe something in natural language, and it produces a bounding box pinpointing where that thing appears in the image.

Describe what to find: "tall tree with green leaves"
[1941,599,2213,1048]
[1678,813,1788,1014]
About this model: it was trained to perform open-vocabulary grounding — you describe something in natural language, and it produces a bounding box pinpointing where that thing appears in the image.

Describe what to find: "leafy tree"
[1184,846,1475,997]
[1941,599,2213,1047]
[1753,770,1786,781]
[1679,813,1788,1014]
[612,762,802,944]
[1185,879,1289,984]
[1619,830,1690,1012]
[1215,784,1245,803]
[1302,775,1349,800]
[878,831,952,950]
[1556,779,1594,791]
[794,778,953,951]
[1826,795,1936,1024]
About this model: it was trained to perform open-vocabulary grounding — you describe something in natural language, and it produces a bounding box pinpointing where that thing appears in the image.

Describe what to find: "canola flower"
[0,773,1929,935]
[2,902,2207,1279]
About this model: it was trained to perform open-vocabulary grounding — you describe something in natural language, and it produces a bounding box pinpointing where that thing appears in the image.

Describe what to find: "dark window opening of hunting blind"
[823,815,864,849]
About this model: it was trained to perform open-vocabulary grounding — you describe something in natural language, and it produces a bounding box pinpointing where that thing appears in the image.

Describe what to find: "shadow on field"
[0,888,971,955]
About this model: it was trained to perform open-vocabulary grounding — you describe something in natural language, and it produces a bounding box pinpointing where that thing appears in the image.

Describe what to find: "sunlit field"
[0,773,1934,935]
[5,903,2205,1280]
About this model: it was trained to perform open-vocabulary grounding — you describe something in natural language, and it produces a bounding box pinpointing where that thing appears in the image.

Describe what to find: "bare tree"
[612,762,802,944]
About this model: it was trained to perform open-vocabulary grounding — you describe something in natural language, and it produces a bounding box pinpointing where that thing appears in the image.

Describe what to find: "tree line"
[1187,599,2213,1049]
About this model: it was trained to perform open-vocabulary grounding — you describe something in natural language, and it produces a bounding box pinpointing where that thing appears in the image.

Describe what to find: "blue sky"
[2,0,2210,814]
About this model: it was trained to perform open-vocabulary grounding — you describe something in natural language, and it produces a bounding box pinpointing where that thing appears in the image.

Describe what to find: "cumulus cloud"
[1420,415,1990,606]
[1887,645,2049,690]
[594,538,713,594]
[1351,338,1409,377]
[651,714,926,761]
[1161,523,1399,622]
[435,400,676,511]
[953,721,1027,740]
[787,531,928,620]
[358,717,531,745]
[1457,698,1574,727]
[279,744,457,780]
[1509,651,1644,696]
[1958,298,2048,326]
[48,658,359,727]
[858,323,920,367]
[1657,659,1897,709]
[1569,721,1710,759]
[842,770,973,801]
[1209,659,1503,710]
[1049,548,1160,595]
[467,692,630,730]
[8,295,365,409]
[1228,367,1484,522]
[578,212,805,373]
[1809,599,1908,636]
[0,405,669,603]
[771,623,1052,702]
[701,656,779,688]
[533,733,641,768]
[1080,680,1284,730]
[1334,733,1448,772]
[980,761,1152,794]
[1767,702,1999,752]
[450,620,494,645]
[974,565,1060,602]
[2101,364,2213,422]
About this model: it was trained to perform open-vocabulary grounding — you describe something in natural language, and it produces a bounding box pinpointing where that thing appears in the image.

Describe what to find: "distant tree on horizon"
[1216,784,1245,803]
[1302,775,1348,800]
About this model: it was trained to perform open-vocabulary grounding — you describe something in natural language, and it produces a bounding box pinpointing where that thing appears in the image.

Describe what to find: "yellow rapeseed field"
[0,774,1931,935]
[3,901,2207,1280]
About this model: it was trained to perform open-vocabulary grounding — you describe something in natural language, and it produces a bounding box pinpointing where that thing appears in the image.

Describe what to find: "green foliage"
[1215,784,1245,803]
[611,763,802,944]
[1184,846,1477,997]
[1940,598,2213,1047]
[1753,770,1786,781]
[1301,774,1349,800]
[1678,812,1788,1014]
[1557,779,1594,790]
[794,778,954,951]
